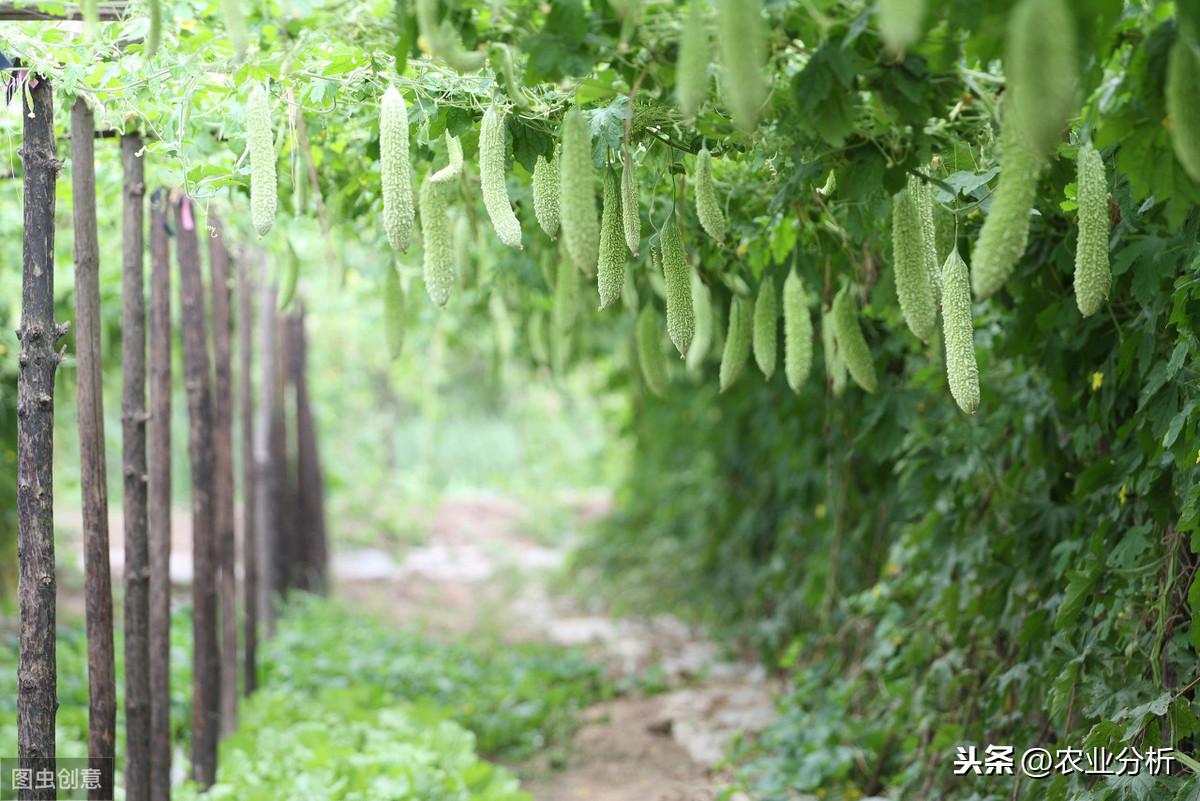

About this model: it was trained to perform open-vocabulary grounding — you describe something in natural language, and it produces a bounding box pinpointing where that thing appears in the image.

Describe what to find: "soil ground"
[61,491,776,801]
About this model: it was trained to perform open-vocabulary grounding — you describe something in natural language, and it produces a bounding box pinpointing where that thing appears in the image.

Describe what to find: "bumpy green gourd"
[82,0,99,39]
[1167,37,1200,182]
[694,147,726,245]
[718,0,767,133]
[1006,0,1078,158]
[832,288,877,394]
[660,216,695,357]
[891,183,936,341]
[380,87,414,252]
[1073,142,1110,317]
[719,296,753,392]
[146,0,162,57]
[479,106,523,249]
[637,306,669,398]
[915,175,941,296]
[223,0,248,60]
[454,213,473,287]
[676,0,709,118]
[597,169,627,310]
[878,0,925,53]
[621,154,640,256]
[247,82,277,238]
[686,271,713,373]
[420,180,454,307]
[383,264,406,360]
[822,304,847,397]
[553,253,580,373]
[753,278,777,379]
[971,106,1044,299]
[533,148,561,239]
[415,0,486,72]
[940,249,980,414]
[783,270,812,392]
[560,109,600,276]
[429,132,464,184]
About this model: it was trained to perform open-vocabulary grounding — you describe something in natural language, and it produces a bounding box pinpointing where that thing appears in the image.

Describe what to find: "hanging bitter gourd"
[553,253,581,373]
[971,102,1044,299]
[660,215,695,357]
[637,305,669,397]
[621,153,640,256]
[479,106,523,249]
[597,168,627,310]
[560,109,600,275]
[694,147,726,245]
[146,0,162,57]
[1073,142,1110,317]
[831,287,877,394]
[719,295,753,392]
[533,147,561,239]
[380,86,415,252]
[420,179,455,307]
[1166,35,1200,182]
[1006,0,1078,158]
[676,0,709,118]
[878,0,925,53]
[383,263,406,360]
[686,271,714,373]
[940,249,980,414]
[223,0,249,60]
[753,277,777,379]
[247,82,277,238]
[822,304,847,397]
[891,181,937,341]
[783,269,812,392]
[718,0,767,133]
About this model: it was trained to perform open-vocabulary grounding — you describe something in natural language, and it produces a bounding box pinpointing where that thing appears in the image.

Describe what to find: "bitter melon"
[676,0,709,118]
[891,181,936,341]
[1006,0,1078,157]
[1167,36,1200,182]
[783,269,812,392]
[621,153,640,256]
[419,179,455,307]
[831,287,877,394]
[597,168,627,310]
[661,215,695,357]
[637,305,669,397]
[940,249,980,414]
[247,82,277,238]
[533,147,561,239]
[753,277,777,379]
[560,109,600,275]
[694,147,726,245]
[719,295,753,392]
[718,0,767,133]
[479,106,523,249]
[1073,142,1110,317]
[380,86,415,252]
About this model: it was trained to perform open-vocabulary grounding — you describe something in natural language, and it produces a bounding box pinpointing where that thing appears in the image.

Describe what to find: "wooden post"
[146,188,173,801]
[238,251,258,693]
[272,313,293,596]
[72,95,116,801]
[17,73,62,801]
[290,310,328,592]
[120,132,151,801]
[208,217,238,734]
[254,279,278,634]
[174,193,219,787]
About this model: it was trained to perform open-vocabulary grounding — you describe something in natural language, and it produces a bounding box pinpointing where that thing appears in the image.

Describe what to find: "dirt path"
[335,491,776,801]
[60,492,774,800]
